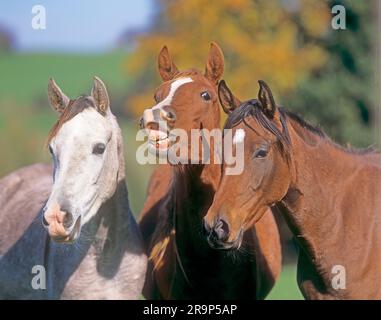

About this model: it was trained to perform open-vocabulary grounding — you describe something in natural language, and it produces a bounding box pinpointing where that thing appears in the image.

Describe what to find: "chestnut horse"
[204,80,381,299]
[139,43,281,299]
[0,77,147,299]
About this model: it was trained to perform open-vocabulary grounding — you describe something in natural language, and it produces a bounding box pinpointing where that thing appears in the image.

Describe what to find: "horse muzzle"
[203,217,243,250]
[142,107,177,152]
[42,202,82,243]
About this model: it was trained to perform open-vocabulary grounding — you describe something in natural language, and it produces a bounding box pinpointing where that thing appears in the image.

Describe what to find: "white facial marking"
[233,129,245,145]
[152,77,193,110]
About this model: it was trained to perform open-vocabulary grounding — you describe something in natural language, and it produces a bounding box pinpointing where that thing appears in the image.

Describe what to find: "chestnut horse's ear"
[158,46,179,81]
[47,78,69,113]
[205,42,224,84]
[258,80,277,119]
[218,80,241,114]
[91,76,110,115]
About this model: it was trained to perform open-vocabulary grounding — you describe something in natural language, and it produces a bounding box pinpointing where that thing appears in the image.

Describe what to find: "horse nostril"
[212,218,230,242]
[166,111,176,121]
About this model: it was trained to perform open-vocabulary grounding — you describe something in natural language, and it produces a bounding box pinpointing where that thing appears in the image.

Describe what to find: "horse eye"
[254,148,268,158]
[48,145,54,155]
[93,143,106,155]
[200,91,211,101]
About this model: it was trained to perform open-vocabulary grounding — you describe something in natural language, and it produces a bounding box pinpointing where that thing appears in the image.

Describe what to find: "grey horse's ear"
[91,76,110,115]
[47,78,69,113]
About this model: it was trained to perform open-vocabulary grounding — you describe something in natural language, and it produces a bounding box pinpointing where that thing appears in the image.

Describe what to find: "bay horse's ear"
[218,80,241,114]
[91,76,110,115]
[205,42,224,84]
[47,78,69,114]
[158,46,179,81]
[258,80,277,119]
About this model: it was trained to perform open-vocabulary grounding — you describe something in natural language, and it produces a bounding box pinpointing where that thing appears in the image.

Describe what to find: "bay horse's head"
[42,77,121,243]
[203,80,292,249]
[141,43,224,161]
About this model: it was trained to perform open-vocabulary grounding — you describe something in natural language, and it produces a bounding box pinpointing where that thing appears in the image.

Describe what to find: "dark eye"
[48,145,54,155]
[200,91,211,101]
[93,143,106,155]
[253,148,268,158]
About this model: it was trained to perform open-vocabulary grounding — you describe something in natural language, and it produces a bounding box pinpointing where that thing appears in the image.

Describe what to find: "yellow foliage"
[124,0,330,116]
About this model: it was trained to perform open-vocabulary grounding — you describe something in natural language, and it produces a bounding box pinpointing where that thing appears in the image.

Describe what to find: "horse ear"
[258,80,277,119]
[91,76,110,115]
[205,42,224,84]
[218,80,241,114]
[158,46,179,81]
[47,78,69,113]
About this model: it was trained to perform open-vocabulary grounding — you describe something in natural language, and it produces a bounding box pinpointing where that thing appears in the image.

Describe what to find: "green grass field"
[267,264,303,300]
[0,51,129,103]
[0,51,303,299]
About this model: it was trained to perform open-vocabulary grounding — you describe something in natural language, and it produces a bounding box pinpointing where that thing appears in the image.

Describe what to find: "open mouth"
[147,129,171,151]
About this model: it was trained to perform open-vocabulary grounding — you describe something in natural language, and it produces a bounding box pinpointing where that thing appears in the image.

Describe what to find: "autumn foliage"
[124,0,330,116]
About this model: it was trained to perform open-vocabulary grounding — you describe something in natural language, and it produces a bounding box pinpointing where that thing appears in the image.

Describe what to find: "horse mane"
[225,100,378,155]
[224,99,291,158]
[47,96,98,144]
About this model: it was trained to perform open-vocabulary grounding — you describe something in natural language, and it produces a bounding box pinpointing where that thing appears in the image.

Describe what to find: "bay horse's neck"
[279,117,381,298]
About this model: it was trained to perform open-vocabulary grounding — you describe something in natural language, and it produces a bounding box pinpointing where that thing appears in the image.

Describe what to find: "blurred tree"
[124,0,330,119]
[286,0,376,147]
[0,24,14,53]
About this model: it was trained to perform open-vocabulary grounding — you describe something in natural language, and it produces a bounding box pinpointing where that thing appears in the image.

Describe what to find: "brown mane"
[47,96,98,144]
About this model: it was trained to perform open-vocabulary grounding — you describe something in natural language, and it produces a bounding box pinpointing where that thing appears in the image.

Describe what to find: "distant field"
[0,51,129,103]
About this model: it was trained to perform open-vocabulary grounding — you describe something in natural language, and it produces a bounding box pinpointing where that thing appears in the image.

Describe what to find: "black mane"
[224,99,378,155]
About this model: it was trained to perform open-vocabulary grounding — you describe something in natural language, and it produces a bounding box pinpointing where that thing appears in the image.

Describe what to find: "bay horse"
[139,43,281,299]
[0,77,147,299]
[204,79,381,299]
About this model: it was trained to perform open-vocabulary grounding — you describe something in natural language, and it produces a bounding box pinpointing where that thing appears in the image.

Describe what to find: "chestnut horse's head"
[42,77,121,243]
[141,43,224,161]
[203,80,292,249]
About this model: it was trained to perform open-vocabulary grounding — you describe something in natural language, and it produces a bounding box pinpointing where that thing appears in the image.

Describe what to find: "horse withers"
[0,77,147,299]
[204,80,381,299]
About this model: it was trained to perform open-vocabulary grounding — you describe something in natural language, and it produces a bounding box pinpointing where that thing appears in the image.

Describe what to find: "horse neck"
[170,140,221,249]
[279,117,379,293]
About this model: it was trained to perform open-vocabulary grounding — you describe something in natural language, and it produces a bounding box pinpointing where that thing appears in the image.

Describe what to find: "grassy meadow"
[0,51,302,299]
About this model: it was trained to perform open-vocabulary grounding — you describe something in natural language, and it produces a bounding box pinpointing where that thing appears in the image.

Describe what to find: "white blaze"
[233,129,245,145]
[152,77,193,110]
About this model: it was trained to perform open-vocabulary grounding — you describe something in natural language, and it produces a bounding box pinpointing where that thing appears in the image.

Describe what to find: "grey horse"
[0,77,147,299]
